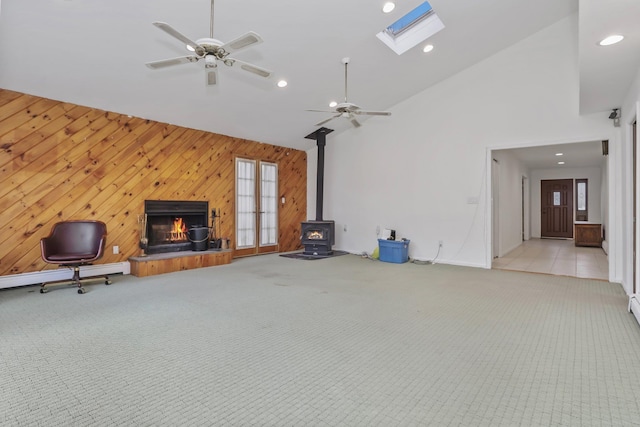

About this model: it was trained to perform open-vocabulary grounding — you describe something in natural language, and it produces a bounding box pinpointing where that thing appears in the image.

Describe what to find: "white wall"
[309,14,615,268]
[529,166,603,238]
[492,150,529,257]
[620,65,640,293]
[601,157,609,254]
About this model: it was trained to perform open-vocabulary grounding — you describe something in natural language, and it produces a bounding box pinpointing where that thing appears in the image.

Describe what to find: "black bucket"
[189,226,209,251]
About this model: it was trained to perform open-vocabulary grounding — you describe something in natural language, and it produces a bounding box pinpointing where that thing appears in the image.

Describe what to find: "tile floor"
[492,238,609,281]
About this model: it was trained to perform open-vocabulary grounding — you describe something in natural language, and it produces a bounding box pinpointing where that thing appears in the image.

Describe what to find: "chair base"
[40,265,111,294]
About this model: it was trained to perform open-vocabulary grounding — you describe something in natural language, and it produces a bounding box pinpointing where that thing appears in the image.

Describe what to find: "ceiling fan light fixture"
[382,2,395,13]
[204,55,217,67]
[599,35,624,46]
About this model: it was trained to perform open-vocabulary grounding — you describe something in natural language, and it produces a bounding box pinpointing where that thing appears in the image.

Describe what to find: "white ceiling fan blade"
[306,109,336,113]
[219,32,263,54]
[353,110,392,116]
[226,58,272,78]
[146,56,200,69]
[152,22,204,55]
[316,115,340,126]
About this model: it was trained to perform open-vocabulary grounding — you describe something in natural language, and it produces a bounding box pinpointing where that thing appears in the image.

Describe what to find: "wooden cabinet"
[575,224,602,247]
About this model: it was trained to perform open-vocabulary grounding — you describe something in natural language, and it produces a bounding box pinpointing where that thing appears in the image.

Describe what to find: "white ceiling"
[498,140,606,170]
[0,0,637,153]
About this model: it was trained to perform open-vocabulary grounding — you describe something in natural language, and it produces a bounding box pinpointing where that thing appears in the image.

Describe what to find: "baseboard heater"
[630,295,640,327]
[0,262,130,290]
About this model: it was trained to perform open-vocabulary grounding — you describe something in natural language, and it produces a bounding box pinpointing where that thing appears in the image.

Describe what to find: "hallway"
[492,238,609,281]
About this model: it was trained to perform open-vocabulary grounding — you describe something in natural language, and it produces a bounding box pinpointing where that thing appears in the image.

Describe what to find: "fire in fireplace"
[169,218,188,241]
[144,200,209,254]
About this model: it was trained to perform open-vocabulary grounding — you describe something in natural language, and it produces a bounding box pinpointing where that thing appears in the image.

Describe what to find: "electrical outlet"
[113,245,119,254]
[438,240,443,248]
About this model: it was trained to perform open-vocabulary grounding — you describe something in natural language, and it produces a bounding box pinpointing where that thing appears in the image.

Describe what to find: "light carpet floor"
[1,254,639,426]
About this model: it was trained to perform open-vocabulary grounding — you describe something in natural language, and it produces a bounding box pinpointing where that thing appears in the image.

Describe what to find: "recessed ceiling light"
[599,35,624,46]
[558,161,565,165]
[555,153,563,156]
[329,101,338,108]
[277,80,288,88]
[422,44,434,53]
[382,2,395,13]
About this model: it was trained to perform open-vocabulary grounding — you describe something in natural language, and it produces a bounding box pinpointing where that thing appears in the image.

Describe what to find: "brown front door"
[541,179,573,238]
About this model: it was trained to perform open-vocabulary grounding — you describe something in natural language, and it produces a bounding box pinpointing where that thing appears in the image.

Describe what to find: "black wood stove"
[301,127,335,256]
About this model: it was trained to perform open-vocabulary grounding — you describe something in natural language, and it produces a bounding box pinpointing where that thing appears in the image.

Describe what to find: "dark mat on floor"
[280,250,350,260]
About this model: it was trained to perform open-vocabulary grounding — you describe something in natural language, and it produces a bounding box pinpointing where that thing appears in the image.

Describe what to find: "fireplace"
[144,200,209,255]
[302,127,336,256]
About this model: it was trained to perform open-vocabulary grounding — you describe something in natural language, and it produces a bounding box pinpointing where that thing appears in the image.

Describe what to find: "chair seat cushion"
[47,253,97,262]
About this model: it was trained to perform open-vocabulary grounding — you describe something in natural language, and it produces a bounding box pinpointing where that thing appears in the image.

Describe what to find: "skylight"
[376,1,444,55]
[386,2,434,37]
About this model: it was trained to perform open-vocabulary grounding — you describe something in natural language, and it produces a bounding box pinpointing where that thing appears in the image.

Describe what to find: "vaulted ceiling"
[0,0,638,152]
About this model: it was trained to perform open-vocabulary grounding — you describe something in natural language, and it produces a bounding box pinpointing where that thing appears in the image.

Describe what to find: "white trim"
[437,259,488,269]
[630,295,640,328]
[485,149,494,269]
[0,262,130,290]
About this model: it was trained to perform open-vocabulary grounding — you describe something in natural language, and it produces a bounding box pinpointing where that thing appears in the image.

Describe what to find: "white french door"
[235,158,278,256]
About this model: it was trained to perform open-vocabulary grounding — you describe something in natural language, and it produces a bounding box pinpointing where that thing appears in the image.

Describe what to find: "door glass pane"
[577,182,586,210]
[236,159,256,248]
[260,162,278,246]
[553,191,560,206]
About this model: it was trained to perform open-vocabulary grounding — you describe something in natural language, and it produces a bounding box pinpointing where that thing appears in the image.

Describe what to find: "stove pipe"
[305,127,334,221]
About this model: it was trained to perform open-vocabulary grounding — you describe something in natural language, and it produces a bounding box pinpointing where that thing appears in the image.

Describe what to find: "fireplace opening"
[144,200,209,255]
[301,220,335,256]
[307,230,324,240]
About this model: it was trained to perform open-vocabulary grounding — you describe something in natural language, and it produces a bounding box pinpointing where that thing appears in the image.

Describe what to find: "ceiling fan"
[307,57,391,128]
[145,0,272,86]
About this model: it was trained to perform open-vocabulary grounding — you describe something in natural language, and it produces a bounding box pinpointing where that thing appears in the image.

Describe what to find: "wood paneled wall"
[0,89,306,276]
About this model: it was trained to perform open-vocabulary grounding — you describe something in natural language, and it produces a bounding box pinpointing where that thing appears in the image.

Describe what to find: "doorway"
[235,158,279,257]
[492,158,500,258]
[541,179,573,239]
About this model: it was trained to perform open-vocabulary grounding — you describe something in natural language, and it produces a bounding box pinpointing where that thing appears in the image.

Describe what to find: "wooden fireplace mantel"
[129,249,232,277]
